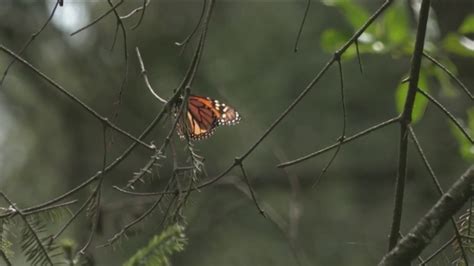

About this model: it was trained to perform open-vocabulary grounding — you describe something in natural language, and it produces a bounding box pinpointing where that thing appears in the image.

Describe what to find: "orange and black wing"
[178,95,241,140]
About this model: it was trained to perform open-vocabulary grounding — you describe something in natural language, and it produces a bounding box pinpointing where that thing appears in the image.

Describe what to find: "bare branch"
[2,100,170,218]
[313,58,346,188]
[417,87,473,144]
[22,200,77,217]
[175,0,207,53]
[121,0,150,20]
[408,126,469,263]
[130,0,148,30]
[0,45,154,151]
[423,52,473,100]
[221,177,303,266]
[118,0,393,201]
[240,0,394,163]
[278,117,399,168]
[107,0,129,124]
[388,0,431,250]
[49,190,96,246]
[100,182,174,248]
[71,0,124,36]
[135,47,167,103]
[238,163,265,216]
[379,166,474,265]
[355,39,364,75]
[293,0,311,52]
[0,0,60,89]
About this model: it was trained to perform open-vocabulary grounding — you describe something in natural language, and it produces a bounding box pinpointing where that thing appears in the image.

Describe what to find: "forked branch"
[388,0,431,250]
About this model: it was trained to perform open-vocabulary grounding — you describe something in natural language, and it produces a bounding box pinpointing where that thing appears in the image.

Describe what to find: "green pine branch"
[124,224,187,266]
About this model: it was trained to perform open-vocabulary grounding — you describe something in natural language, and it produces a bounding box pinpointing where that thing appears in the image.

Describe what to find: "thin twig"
[469,197,473,238]
[136,47,167,103]
[71,0,124,36]
[0,45,154,150]
[420,235,456,265]
[239,0,394,163]
[76,125,108,258]
[278,117,399,168]
[124,85,189,190]
[113,186,157,196]
[238,163,265,216]
[408,126,443,194]
[0,0,60,89]
[175,0,207,54]
[148,95,191,186]
[223,178,303,266]
[312,58,346,188]
[100,181,174,247]
[49,190,97,246]
[120,0,150,20]
[273,148,303,245]
[5,0,389,227]
[119,116,400,198]
[294,0,311,52]
[110,20,120,51]
[171,168,196,222]
[408,126,469,264]
[22,200,78,217]
[5,101,170,218]
[417,87,473,143]
[119,0,391,202]
[355,39,364,75]
[126,150,163,189]
[130,0,148,30]
[423,51,473,100]
[3,0,217,218]
[107,0,129,125]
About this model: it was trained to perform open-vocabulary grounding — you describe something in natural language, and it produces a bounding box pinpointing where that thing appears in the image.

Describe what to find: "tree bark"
[379,166,474,265]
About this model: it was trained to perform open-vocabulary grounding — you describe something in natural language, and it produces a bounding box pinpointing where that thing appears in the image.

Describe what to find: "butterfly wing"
[187,96,218,139]
[179,95,241,140]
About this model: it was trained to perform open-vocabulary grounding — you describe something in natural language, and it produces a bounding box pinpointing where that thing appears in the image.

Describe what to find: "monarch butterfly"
[176,95,241,140]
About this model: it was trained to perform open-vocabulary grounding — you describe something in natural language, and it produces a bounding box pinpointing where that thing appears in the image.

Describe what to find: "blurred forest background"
[0,0,473,265]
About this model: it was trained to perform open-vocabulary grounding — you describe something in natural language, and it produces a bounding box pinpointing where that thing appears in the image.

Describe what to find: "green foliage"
[58,238,85,266]
[450,108,474,162]
[321,29,349,52]
[395,71,429,124]
[322,0,369,29]
[443,14,474,57]
[381,3,411,48]
[321,0,471,158]
[430,62,459,98]
[124,224,187,266]
[443,34,474,57]
[20,215,59,266]
[37,206,74,225]
[459,14,474,34]
[452,205,474,265]
[0,204,72,265]
[0,219,14,261]
[320,0,412,57]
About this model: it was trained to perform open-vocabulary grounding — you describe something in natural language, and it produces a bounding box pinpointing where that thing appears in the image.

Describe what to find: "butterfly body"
[177,95,241,140]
